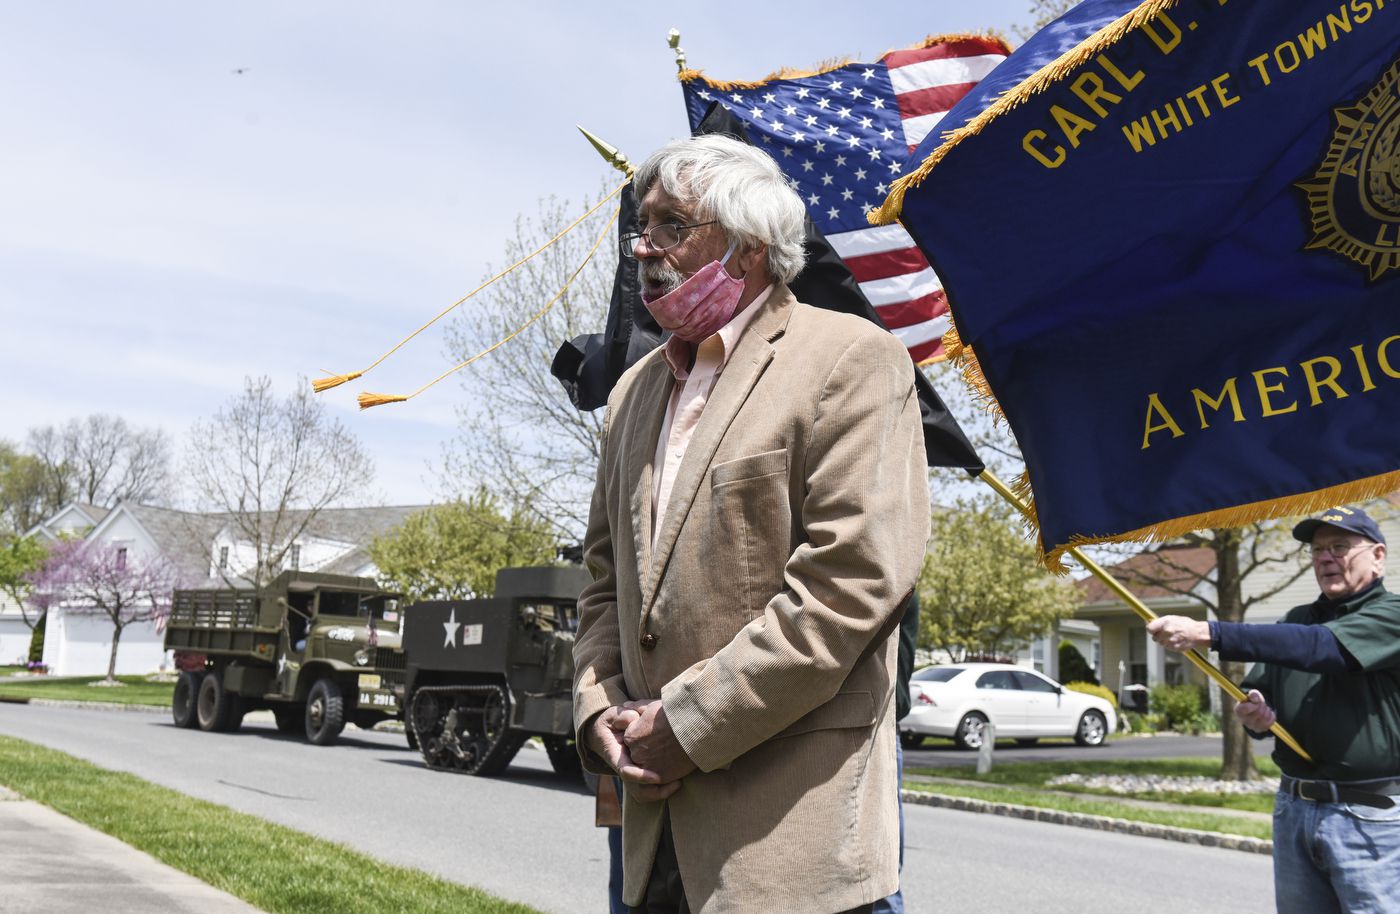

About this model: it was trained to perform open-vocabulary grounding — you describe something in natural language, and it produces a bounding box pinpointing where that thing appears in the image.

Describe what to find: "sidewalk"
[0,785,266,914]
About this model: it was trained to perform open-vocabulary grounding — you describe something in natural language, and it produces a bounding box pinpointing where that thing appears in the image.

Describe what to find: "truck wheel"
[305,679,345,746]
[272,706,302,734]
[196,670,231,732]
[544,736,582,778]
[171,671,203,729]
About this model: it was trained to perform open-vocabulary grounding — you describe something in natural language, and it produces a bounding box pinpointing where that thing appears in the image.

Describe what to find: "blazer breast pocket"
[708,448,792,615]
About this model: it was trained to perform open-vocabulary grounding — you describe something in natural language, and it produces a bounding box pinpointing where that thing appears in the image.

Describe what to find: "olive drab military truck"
[164,571,406,745]
[403,565,590,776]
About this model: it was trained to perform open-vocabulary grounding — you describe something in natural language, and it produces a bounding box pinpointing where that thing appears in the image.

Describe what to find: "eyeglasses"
[619,220,718,260]
[1309,541,1370,559]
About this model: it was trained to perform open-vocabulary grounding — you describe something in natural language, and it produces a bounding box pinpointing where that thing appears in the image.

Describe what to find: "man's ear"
[738,243,768,276]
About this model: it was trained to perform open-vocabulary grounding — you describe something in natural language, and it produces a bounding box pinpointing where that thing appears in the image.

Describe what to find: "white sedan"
[899,663,1117,750]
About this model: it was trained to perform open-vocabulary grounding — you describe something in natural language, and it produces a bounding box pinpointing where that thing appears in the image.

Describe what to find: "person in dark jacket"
[1148,505,1400,914]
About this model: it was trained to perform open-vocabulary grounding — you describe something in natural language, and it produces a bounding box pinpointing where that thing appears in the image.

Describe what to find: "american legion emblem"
[1297,54,1400,282]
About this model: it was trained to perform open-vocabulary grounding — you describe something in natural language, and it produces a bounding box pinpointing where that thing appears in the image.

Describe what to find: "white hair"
[633,135,808,284]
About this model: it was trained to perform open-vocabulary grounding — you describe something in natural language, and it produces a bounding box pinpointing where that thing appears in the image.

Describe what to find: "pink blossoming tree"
[25,540,180,683]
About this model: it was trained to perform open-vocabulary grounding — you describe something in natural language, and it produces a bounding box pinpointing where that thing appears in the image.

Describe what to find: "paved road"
[0,705,1275,913]
[905,732,1276,769]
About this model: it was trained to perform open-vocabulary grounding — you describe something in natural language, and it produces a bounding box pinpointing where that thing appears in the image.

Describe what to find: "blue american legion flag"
[681,35,1010,363]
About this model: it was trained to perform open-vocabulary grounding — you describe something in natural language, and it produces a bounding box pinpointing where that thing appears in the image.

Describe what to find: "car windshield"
[911,667,962,683]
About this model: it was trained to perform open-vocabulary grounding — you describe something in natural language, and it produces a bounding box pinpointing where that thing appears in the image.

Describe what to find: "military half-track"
[164,570,405,745]
[402,565,589,776]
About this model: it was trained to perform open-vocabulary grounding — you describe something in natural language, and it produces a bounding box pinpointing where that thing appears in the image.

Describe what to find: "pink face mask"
[642,242,745,343]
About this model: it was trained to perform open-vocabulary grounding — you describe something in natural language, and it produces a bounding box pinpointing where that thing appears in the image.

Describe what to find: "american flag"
[681,35,1009,363]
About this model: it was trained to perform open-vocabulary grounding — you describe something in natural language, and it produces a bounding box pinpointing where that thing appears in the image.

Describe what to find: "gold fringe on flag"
[357,203,622,410]
[870,0,1183,229]
[313,179,628,393]
[677,32,1013,92]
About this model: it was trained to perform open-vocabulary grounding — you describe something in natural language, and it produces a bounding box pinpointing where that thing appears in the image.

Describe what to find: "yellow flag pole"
[976,468,1314,764]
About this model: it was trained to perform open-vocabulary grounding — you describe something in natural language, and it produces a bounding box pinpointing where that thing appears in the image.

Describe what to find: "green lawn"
[0,665,28,676]
[907,757,1281,815]
[903,780,1273,840]
[0,675,175,707]
[0,736,541,914]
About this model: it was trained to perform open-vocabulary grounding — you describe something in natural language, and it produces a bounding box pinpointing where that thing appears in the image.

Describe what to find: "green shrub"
[1058,641,1098,686]
[1065,681,1117,708]
[1187,711,1220,735]
[1149,683,1204,731]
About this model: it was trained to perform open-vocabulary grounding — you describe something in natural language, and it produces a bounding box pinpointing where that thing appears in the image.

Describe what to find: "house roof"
[1076,544,1216,605]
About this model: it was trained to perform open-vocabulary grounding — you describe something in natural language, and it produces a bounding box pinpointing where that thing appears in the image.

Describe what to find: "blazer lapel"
[625,357,673,607]
[643,288,795,611]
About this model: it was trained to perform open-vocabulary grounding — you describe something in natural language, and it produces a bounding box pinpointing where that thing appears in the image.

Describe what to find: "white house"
[0,504,112,665]
[26,502,426,676]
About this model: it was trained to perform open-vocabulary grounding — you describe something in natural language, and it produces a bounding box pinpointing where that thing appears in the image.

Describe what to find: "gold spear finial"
[577,125,634,178]
[668,28,685,72]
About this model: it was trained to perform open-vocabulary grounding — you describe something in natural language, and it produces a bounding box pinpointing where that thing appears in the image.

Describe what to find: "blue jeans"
[1272,788,1400,913]
[871,741,905,914]
[608,821,626,914]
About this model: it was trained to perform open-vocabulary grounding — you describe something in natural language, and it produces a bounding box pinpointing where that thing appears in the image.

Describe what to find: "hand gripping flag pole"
[977,469,1314,764]
[311,180,626,396]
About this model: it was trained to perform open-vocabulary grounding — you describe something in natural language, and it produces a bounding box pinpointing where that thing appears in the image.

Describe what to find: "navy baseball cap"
[1292,506,1387,545]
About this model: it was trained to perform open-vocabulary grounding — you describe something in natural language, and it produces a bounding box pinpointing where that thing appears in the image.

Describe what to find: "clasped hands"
[589,698,697,802]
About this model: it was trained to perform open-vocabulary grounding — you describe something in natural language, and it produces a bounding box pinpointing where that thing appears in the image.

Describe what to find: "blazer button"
[640,632,659,650]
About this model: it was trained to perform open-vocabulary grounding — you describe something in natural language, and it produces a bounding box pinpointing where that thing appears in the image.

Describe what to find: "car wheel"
[196,670,231,732]
[899,731,925,750]
[953,712,988,750]
[1075,709,1108,746]
[1015,738,1039,747]
[305,679,346,746]
[171,670,203,729]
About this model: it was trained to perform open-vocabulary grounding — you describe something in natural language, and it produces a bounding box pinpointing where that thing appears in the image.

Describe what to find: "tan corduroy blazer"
[573,286,930,914]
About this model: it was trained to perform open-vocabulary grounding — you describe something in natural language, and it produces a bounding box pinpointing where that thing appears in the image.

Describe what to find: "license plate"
[357,674,381,689]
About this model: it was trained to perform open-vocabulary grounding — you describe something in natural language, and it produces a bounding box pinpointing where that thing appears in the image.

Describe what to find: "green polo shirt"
[1241,580,1400,781]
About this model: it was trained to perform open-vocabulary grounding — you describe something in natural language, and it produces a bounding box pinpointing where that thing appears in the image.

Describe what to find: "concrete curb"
[26,699,168,714]
[901,788,1273,855]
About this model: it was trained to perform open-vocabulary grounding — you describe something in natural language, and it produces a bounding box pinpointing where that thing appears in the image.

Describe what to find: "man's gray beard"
[639,260,685,296]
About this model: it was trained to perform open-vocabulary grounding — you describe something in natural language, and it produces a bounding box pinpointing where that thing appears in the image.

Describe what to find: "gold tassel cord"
[976,469,1316,764]
[357,204,622,410]
[313,179,628,393]
[870,0,1184,228]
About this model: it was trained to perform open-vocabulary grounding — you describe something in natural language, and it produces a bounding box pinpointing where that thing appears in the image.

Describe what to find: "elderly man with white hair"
[571,134,930,914]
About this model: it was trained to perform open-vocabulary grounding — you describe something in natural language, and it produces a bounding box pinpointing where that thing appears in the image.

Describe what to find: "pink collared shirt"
[651,285,773,552]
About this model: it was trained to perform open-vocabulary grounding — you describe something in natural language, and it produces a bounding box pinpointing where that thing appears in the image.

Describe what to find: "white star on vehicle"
[443,609,460,648]
[278,654,288,676]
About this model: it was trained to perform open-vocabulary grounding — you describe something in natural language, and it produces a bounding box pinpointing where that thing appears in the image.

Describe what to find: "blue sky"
[0,1,1033,505]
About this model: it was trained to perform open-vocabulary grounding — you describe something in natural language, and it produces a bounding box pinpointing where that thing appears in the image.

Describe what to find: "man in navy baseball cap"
[1292,505,1387,548]
[1149,504,1400,912]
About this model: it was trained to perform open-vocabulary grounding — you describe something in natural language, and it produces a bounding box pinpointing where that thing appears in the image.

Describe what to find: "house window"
[289,544,301,571]
[1128,628,1148,686]
[116,547,128,571]
[218,546,229,570]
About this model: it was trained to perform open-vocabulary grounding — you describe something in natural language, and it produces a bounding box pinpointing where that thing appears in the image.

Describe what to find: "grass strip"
[903,780,1273,840]
[907,757,1281,815]
[0,735,541,914]
[0,675,174,706]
